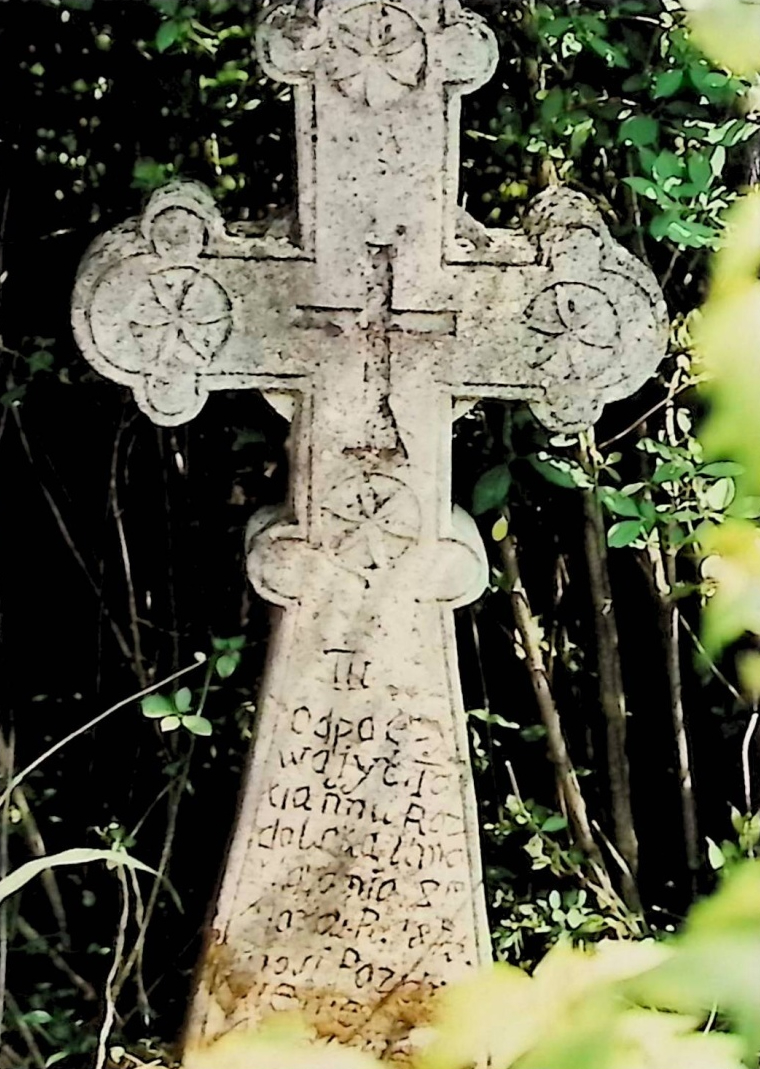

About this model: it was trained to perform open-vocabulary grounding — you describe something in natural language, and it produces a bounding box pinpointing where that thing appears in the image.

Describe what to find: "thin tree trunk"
[646,541,700,886]
[581,486,641,910]
[500,533,612,883]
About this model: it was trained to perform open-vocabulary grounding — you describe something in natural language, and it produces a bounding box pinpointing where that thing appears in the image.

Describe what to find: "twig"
[742,708,759,813]
[110,418,148,689]
[128,780,175,841]
[680,615,745,705]
[158,429,181,672]
[703,1003,719,1034]
[499,531,614,887]
[1,1041,25,1067]
[505,759,522,803]
[113,750,192,1006]
[10,407,133,661]
[0,729,11,1052]
[95,868,130,1069]
[126,866,150,1022]
[0,659,206,809]
[0,732,69,946]
[14,916,96,1002]
[4,993,43,1069]
[597,378,705,450]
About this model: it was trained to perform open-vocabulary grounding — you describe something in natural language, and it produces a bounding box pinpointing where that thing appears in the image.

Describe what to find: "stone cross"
[72,0,666,1059]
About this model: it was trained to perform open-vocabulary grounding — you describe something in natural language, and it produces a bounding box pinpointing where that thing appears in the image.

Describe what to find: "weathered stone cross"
[72,0,665,1059]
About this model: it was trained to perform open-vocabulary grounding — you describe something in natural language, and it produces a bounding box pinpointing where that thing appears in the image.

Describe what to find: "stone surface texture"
[71,0,667,1060]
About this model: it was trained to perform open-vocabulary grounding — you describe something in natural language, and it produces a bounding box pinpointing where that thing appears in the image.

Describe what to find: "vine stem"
[95,867,130,1069]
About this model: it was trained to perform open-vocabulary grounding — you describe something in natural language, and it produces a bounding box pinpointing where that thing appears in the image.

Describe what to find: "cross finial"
[257,0,498,305]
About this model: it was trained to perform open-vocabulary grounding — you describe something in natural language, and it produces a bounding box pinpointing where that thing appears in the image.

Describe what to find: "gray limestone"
[71,0,667,1059]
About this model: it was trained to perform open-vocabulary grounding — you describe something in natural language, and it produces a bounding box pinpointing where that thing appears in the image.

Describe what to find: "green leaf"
[565,907,585,930]
[651,149,684,186]
[216,652,240,679]
[160,715,181,733]
[541,815,568,833]
[45,1053,70,1068]
[174,687,192,713]
[653,68,683,98]
[131,158,173,191]
[707,837,726,870]
[623,176,671,207]
[608,520,644,548]
[540,87,565,123]
[27,351,54,374]
[584,33,630,68]
[618,114,659,147]
[711,145,727,177]
[728,496,760,520]
[468,708,519,729]
[1,386,26,407]
[539,15,572,38]
[491,515,509,542]
[24,1010,53,1025]
[687,152,712,192]
[472,464,512,515]
[649,213,717,249]
[700,461,745,477]
[690,64,731,99]
[570,120,594,157]
[141,694,175,718]
[653,461,693,484]
[0,848,156,904]
[599,489,641,518]
[529,454,592,490]
[183,715,213,737]
[155,19,180,52]
[212,635,245,652]
[705,477,736,511]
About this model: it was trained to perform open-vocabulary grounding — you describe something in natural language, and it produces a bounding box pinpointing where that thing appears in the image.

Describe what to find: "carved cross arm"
[442,188,669,431]
[72,181,311,426]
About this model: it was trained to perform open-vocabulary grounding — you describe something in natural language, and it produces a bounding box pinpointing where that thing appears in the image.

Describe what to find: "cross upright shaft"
[70,0,667,1060]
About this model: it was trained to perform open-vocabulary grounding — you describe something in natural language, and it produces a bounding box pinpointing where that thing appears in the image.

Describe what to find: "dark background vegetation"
[1,0,758,1064]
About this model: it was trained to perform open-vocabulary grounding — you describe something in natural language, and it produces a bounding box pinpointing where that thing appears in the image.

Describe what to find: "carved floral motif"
[76,186,234,424]
[525,280,619,377]
[129,268,231,366]
[324,2,427,106]
[322,472,420,571]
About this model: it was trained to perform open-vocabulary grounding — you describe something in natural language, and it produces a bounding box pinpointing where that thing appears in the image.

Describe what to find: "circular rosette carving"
[322,472,421,572]
[525,281,618,377]
[519,186,668,431]
[324,2,427,107]
[128,268,232,370]
[77,182,233,425]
